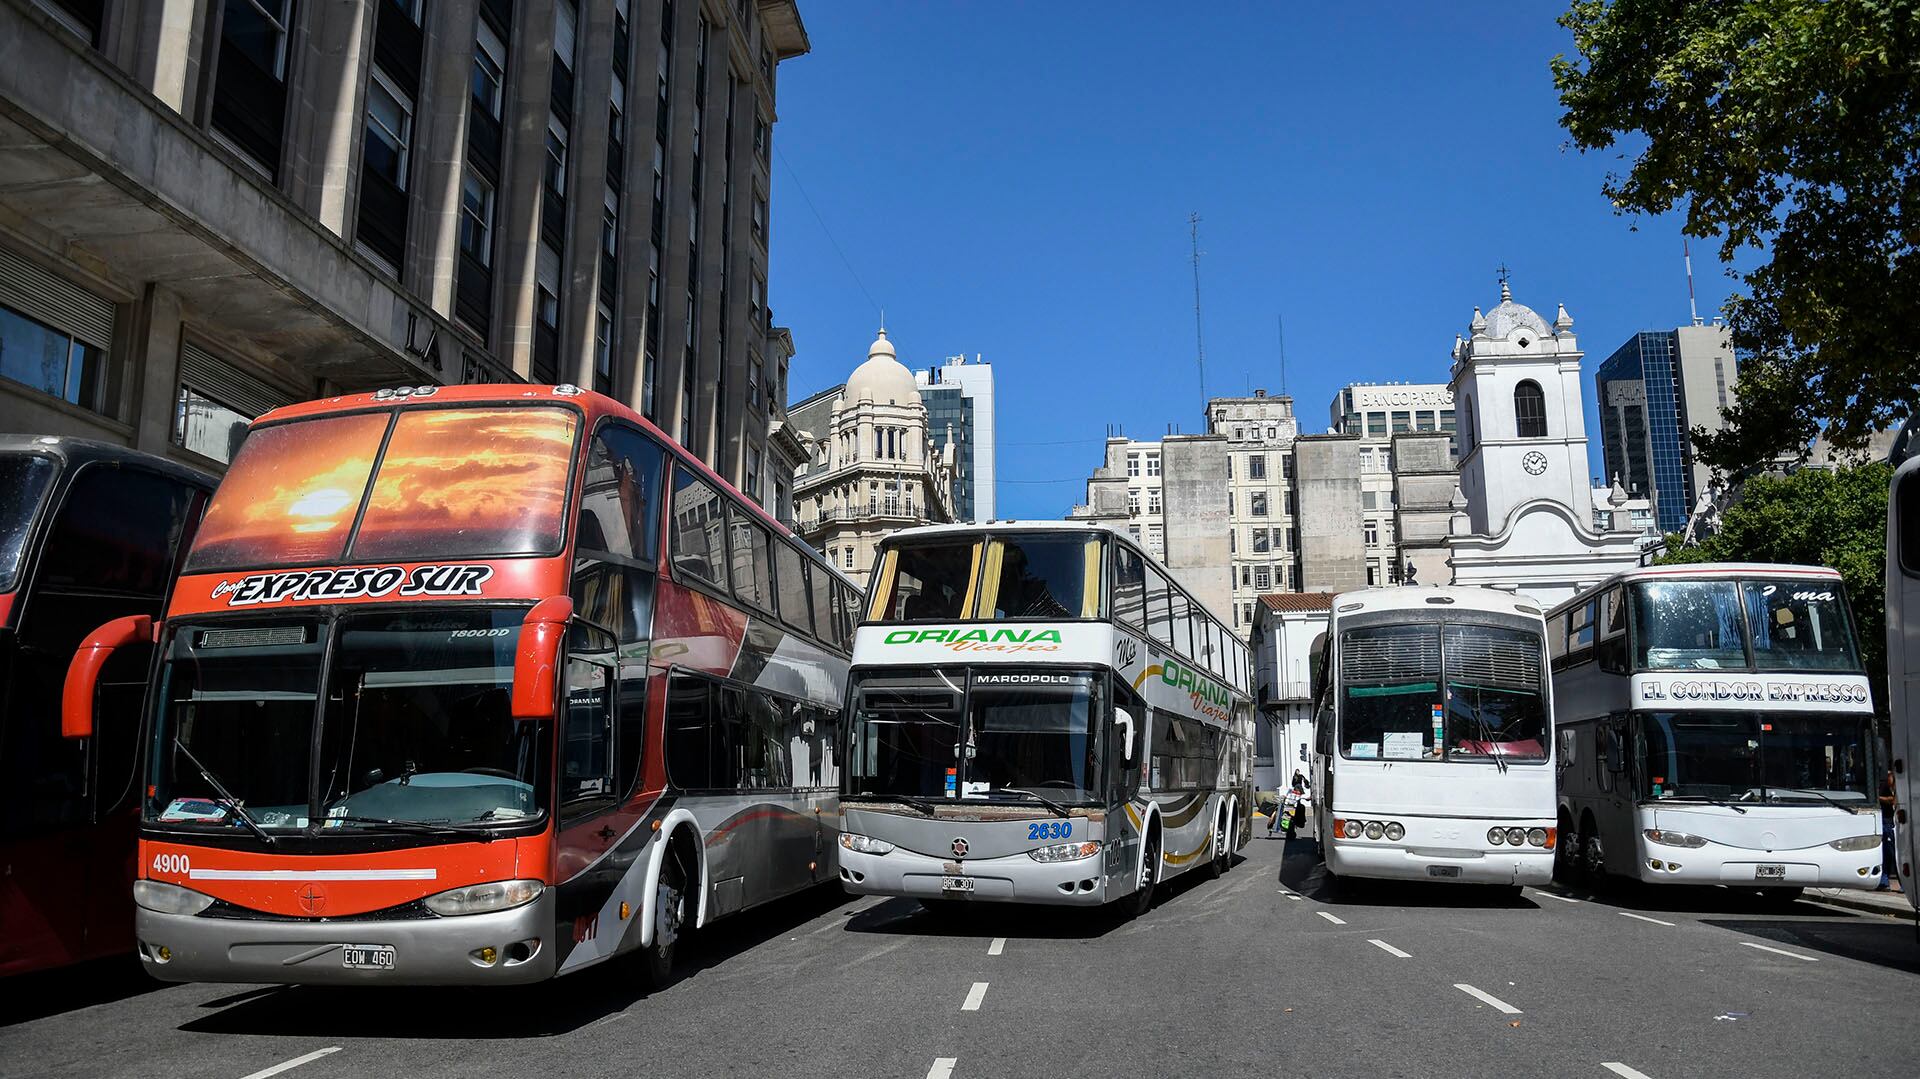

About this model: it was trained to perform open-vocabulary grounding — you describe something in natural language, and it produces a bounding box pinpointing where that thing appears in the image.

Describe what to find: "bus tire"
[642,839,692,987]
[1122,827,1160,918]
[1553,812,1579,885]
[1206,807,1230,880]
[1579,813,1606,884]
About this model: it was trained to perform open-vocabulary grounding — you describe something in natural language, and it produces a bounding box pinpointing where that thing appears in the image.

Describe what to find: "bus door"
[1105,679,1146,888]
[1890,459,1920,898]
[553,622,620,941]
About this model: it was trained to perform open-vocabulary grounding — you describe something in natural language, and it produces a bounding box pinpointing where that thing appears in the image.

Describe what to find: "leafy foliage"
[1658,462,1890,690]
[1553,1,1920,470]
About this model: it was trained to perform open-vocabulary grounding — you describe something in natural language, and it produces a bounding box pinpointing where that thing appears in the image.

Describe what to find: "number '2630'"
[1027,821,1072,841]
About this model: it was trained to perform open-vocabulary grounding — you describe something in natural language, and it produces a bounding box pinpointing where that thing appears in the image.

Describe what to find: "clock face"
[1522,450,1549,476]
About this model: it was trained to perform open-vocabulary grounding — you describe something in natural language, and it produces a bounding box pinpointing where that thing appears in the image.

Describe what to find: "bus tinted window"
[775,540,811,633]
[809,555,834,640]
[355,407,576,562]
[1168,587,1195,659]
[1111,543,1146,629]
[575,425,664,563]
[1443,624,1547,760]
[980,534,1102,619]
[1633,580,1746,669]
[727,509,773,611]
[1339,624,1441,759]
[1741,579,1857,670]
[668,469,730,590]
[1639,711,1872,804]
[0,454,54,591]
[873,540,974,622]
[185,411,388,569]
[837,583,863,645]
[38,465,196,597]
[967,672,1101,800]
[1144,566,1172,646]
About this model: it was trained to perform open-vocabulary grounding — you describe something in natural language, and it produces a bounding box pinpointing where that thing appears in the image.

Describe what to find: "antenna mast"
[1189,213,1208,414]
[1683,238,1702,326]
[1276,312,1289,396]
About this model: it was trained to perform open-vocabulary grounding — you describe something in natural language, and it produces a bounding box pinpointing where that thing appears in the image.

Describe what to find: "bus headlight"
[1505,827,1527,846]
[1029,841,1101,863]
[1364,822,1385,840]
[1342,819,1365,839]
[840,833,896,856]
[1488,827,1506,845]
[1828,835,1881,852]
[1384,822,1405,841]
[1642,829,1709,849]
[133,880,214,916]
[1526,828,1548,847]
[423,879,544,917]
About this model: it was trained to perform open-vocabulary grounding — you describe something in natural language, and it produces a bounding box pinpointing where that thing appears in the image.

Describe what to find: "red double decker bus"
[63,385,860,985]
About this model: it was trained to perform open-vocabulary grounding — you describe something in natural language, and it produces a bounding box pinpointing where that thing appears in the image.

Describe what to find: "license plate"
[342,944,396,969]
[1754,864,1786,880]
[1428,865,1462,878]
[940,876,975,893]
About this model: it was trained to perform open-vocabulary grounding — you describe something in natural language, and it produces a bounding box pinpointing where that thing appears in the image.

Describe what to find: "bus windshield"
[184,405,579,571]
[1637,711,1873,805]
[1632,578,1859,671]
[0,454,56,592]
[846,669,1103,803]
[149,609,549,834]
[1340,620,1547,762]
[869,533,1104,622]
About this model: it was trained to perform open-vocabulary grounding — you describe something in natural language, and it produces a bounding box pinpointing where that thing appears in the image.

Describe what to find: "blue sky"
[768,3,1739,520]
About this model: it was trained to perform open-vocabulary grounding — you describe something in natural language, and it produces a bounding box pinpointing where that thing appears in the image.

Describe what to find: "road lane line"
[1740,941,1819,962]
[1602,1064,1654,1079]
[1618,912,1676,927]
[1317,911,1347,925]
[1454,983,1522,1014]
[927,1058,957,1079]
[961,982,989,1011]
[1367,939,1411,958]
[1277,889,1303,900]
[238,1048,342,1079]
[1530,889,1582,903]
[988,937,1006,956]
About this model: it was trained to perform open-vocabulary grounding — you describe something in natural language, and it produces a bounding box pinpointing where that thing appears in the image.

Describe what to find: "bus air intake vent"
[1341,632,1440,685]
[1443,627,1541,691]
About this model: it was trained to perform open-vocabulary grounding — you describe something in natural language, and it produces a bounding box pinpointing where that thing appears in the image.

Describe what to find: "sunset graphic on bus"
[186,406,579,570]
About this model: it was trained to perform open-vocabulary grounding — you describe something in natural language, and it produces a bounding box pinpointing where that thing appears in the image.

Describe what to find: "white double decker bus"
[1310,587,1556,893]
[836,522,1253,914]
[1549,564,1882,903]
[1889,458,1920,908]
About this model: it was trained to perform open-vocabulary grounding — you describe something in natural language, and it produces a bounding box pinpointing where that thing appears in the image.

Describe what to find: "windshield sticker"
[881,627,1062,654]
[1350,743,1379,760]
[211,564,495,607]
[975,673,1074,685]
[157,798,229,822]
[1383,732,1426,760]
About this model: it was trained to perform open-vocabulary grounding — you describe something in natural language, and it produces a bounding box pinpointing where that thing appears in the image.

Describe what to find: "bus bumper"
[1326,839,1553,886]
[134,890,558,985]
[839,847,1109,906]
[1631,839,1885,889]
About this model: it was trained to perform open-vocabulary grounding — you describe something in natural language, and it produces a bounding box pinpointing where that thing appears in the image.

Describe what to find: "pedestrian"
[1879,767,1896,891]
[1279,772,1307,840]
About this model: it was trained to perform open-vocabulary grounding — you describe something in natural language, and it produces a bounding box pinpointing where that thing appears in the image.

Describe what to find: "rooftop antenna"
[1683,238,1702,326]
[1189,212,1208,414]
[1276,312,1290,396]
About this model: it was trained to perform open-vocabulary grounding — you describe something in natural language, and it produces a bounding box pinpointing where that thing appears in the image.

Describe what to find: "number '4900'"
[1027,821,1072,841]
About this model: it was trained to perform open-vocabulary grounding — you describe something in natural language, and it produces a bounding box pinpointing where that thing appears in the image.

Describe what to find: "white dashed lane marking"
[1530,889,1582,903]
[1277,889,1303,900]
[1316,911,1347,925]
[238,1048,342,1079]
[926,1058,958,1079]
[988,937,1005,956]
[1602,1064,1655,1079]
[1740,941,1819,962]
[961,982,989,1011]
[1618,912,1676,927]
[1454,983,1522,1014]
[1367,939,1411,958]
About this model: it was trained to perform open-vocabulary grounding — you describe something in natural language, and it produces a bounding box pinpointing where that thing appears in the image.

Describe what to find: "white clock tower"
[1445,277,1647,607]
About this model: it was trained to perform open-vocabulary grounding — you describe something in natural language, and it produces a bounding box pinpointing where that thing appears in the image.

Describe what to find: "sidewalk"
[1809,885,1915,920]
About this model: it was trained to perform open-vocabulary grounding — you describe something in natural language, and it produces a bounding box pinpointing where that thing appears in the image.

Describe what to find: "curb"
[1809,889,1916,921]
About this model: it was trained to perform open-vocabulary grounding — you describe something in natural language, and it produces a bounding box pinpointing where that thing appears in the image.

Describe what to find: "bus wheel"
[1580,817,1607,883]
[1122,831,1160,918]
[1553,818,1579,885]
[642,849,690,986]
[1206,812,1230,879]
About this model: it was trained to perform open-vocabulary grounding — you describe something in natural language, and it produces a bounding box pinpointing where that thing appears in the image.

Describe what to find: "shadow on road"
[1,956,167,1028]
[1697,916,1920,975]
[1547,876,1865,919]
[1272,837,1542,910]
[175,883,860,1039]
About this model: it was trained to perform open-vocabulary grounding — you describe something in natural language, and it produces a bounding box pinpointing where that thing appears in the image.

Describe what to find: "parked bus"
[1887,460,1920,907]
[1549,564,1880,903]
[836,522,1253,914]
[0,437,213,977]
[1310,586,1556,893]
[62,385,862,985]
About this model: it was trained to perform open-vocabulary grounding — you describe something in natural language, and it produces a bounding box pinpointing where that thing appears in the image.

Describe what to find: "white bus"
[1549,564,1882,904]
[836,522,1253,914]
[1887,460,1920,908]
[1310,587,1556,893]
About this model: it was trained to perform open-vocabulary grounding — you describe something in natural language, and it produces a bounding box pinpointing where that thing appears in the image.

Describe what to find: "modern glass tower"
[1595,326,1737,534]
[915,355,996,522]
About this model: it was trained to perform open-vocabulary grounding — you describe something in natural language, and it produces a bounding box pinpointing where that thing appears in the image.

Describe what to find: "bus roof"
[1546,562,1843,617]
[881,520,1118,540]
[0,434,216,489]
[1331,585,1546,620]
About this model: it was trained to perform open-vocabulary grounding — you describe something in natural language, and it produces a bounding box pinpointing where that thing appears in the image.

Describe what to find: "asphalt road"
[3,837,1915,1079]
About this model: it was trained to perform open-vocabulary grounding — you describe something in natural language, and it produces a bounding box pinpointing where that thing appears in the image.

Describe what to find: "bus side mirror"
[1115,708,1137,766]
[63,615,152,739]
[511,596,574,721]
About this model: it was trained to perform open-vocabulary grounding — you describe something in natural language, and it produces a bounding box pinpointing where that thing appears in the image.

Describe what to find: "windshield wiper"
[846,793,940,816]
[1674,795,1748,814]
[999,787,1072,818]
[326,814,500,838]
[171,738,276,846]
[1761,787,1861,815]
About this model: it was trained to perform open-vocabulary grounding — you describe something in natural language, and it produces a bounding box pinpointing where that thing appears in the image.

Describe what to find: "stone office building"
[0,0,808,517]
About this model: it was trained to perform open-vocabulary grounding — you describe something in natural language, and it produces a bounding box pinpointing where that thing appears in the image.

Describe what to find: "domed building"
[792,329,956,586]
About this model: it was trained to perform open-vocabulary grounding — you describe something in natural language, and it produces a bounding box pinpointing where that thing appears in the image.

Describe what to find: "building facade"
[1250,592,1334,797]
[792,329,955,586]
[915,353,995,523]
[1208,390,1300,632]
[1594,324,1737,533]
[0,0,806,511]
[1066,432,1231,622]
[1329,382,1455,586]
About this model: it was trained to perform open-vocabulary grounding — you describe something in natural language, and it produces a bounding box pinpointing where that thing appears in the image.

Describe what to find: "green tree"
[1658,461,1890,691]
[1553,1,1920,470]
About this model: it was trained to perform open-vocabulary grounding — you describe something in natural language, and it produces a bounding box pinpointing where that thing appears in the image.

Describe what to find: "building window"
[594,302,614,389]
[601,188,620,257]
[1254,566,1270,591]
[1366,564,1379,586]
[1363,522,1379,547]
[745,447,761,499]
[1514,380,1547,438]
[545,117,569,195]
[1250,492,1267,517]
[1233,427,1244,441]
[1147,491,1160,515]
[1129,524,1141,540]
[1248,453,1266,479]
[1127,492,1140,516]
[472,21,506,118]
[1366,412,1386,437]
[1145,453,1160,477]
[747,354,763,412]
[0,299,108,414]
[1251,529,1269,554]
[1127,453,1140,477]
[363,71,413,192]
[173,384,250,464]
[459,172,494,265]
